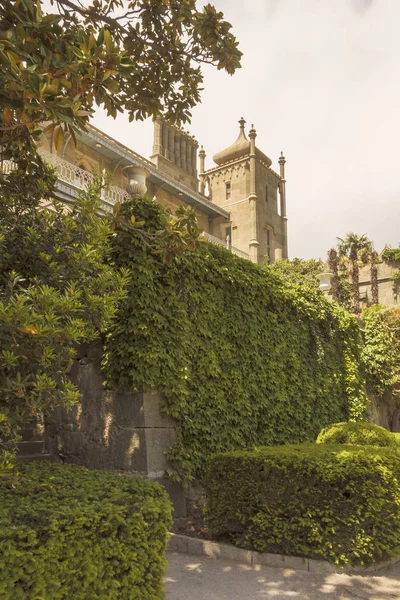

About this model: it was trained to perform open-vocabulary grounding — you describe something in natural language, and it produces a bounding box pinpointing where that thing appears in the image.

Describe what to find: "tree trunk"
[371,251,379,304]
[352,260,360,313]
[328,248,339,301]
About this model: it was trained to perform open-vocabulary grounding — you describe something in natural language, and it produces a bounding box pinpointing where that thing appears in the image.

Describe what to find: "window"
[265,185,269,203]
[225,182,231,200]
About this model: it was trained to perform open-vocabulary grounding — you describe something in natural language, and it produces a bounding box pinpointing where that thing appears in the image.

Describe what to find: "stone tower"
[201,118,288,264]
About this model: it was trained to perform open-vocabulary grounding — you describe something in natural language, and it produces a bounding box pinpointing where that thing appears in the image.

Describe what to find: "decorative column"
[162,124,169,159]
[180,134,187,172]
[278,152,288,259]
[248,124,259,264]
[186,138,192,174]
[168,127,175,163]
[199,146,206,195]
[174,132,181,167]
[192,141,198,177]
[153,118,163,155]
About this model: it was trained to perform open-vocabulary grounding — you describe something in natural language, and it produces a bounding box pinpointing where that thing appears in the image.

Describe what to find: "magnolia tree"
[0,0,242,159]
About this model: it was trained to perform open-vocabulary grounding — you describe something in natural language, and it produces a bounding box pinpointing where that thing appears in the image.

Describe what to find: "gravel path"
[165,552,400,600]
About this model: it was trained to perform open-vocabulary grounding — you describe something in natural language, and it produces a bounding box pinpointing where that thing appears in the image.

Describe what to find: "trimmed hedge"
[316,421,400,447]
[0,462,172,599]
[103,197,366,482]
[204,444,400,565]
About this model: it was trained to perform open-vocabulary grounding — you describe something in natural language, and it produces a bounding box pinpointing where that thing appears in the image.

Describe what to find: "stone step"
[17,440,45,456]
[17,454,53,462]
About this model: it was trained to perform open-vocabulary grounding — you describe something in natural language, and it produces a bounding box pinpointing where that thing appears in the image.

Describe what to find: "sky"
[91,0,400,259]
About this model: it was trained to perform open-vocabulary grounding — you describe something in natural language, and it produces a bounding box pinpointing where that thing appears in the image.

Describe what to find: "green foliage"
[382,245,400,294]
[0,0,241,159]
[337,233,374,313]
[103,197,367,482]
[327,247,354,309]
[361,305,400,400]
[204,444,400,565]
[265,257,324,290]
[382,245,400,263]
[0,461,172,599]
[0,161,128,469]
[316,421,400,447]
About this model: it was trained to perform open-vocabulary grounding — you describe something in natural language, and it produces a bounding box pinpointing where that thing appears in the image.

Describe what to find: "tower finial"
[239,117,246,131]
[249,123,257,140]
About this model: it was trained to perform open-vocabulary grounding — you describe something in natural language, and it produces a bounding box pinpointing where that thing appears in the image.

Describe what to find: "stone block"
[112,390,176,430]
[155,478,187,519]
[142,390,176,428]
[253,552,308,571]
[109,428,147,473]
[308,558,337,573]
[201,540,221,559]
[187,537,205,557]
[114,392,145,428]
[144,428,176,475]
[217,543,252,564]
[168,534,189,554]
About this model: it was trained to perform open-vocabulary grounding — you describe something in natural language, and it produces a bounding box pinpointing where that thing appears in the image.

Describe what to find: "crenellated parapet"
[151,118,199,191]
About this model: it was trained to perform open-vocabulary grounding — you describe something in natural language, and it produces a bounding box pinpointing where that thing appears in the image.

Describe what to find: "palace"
[36,117,288,264]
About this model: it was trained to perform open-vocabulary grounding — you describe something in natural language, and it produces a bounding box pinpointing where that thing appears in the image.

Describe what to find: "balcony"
[37,149,130,211]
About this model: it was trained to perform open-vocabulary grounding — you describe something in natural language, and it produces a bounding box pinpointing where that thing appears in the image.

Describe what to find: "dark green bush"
[103,197,366,482]
[204,444,400,565]
[316,421,400,447]
[0,461,172,599]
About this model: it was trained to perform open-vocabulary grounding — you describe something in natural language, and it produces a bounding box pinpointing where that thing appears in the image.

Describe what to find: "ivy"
[361,304,400,400]
[102,198,367,482]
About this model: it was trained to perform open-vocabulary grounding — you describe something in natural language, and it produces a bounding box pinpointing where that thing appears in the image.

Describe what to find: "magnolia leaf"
[104,30,113,54]
[3,107,13,126]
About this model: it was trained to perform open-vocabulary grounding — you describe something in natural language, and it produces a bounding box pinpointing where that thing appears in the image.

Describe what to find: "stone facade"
[358,259,400,308]
[38,122,230,246]
[45,349,186,517]
[37,117,288,263]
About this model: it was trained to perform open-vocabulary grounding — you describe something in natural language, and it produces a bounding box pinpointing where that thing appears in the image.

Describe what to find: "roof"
[212,119,272,168]
[79,124,229,219]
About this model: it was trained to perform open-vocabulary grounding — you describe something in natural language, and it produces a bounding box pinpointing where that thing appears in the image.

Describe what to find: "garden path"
[165,552,400,600]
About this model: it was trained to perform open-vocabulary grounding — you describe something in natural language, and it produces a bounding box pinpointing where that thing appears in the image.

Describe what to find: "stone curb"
[168,533,400,574]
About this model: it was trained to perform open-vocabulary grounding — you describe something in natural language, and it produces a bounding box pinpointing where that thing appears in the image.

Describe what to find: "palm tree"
[327,248,340,302]
[370,250,379,305]
[337,233,372,314]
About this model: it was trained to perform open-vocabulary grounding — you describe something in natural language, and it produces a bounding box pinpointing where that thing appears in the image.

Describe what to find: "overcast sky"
[92,0,400,259]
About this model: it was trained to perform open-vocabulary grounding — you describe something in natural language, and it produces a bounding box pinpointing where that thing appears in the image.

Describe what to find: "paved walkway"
[165,552,400,600]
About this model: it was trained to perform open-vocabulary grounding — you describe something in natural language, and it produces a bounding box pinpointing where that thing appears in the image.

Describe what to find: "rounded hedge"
[0,461,172,600]
[205,443,400,565]
[316,421,400,447]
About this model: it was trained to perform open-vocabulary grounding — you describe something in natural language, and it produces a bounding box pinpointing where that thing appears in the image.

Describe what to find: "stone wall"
[367,389,400,433]
[45,351,186,517]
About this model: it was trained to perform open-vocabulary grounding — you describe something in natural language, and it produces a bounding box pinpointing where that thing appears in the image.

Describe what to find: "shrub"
[103,197,366,482]
[316,421,400,447]
[204,444,400,565]
[0,461,172,599]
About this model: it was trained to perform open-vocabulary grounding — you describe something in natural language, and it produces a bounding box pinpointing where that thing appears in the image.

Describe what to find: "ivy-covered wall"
[102,198,366,482]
